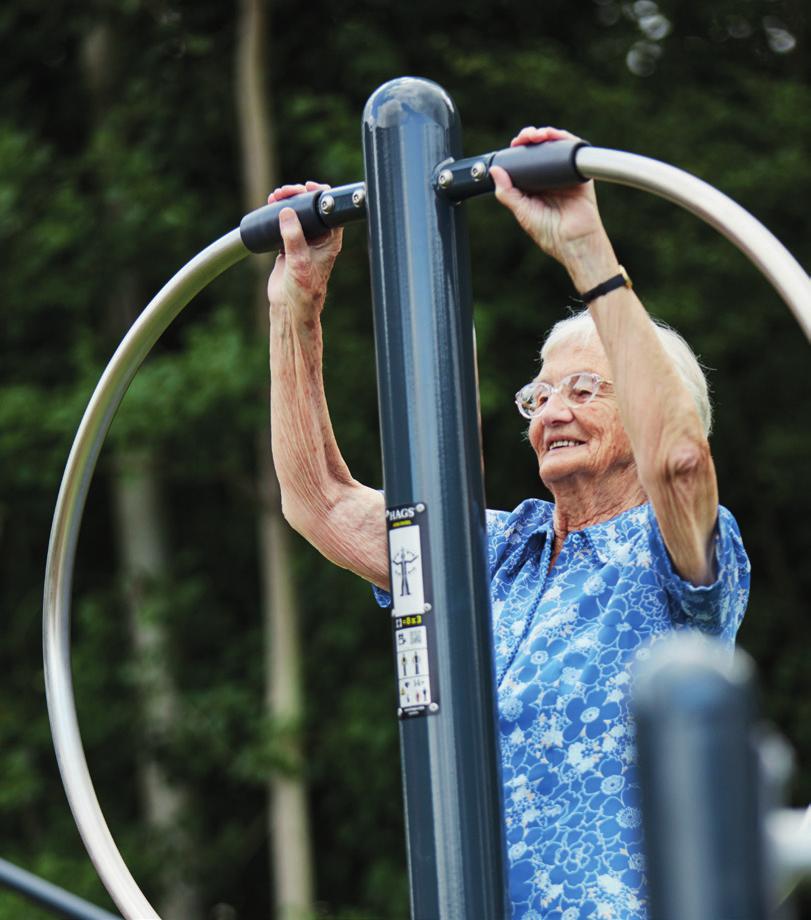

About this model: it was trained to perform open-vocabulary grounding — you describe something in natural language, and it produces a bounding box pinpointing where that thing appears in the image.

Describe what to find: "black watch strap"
[574,265,633,304]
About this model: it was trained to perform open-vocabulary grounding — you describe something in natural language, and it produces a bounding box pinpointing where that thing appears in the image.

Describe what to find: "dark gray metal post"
[632,636,769,920]
[362,77,507,918]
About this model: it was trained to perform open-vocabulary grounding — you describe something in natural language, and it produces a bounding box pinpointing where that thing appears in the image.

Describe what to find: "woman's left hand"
[490,126,607,269]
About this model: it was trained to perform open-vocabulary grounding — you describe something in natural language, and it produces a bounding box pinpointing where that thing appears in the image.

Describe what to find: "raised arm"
[268,182,389,590]
[491,129,718,586]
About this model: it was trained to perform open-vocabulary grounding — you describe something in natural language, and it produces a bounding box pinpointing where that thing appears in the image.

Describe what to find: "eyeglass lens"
[516,372,601,418]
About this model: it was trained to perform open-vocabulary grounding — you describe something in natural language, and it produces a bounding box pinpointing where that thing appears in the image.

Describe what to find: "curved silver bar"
[576,147,811,342]
[43,229,249,920]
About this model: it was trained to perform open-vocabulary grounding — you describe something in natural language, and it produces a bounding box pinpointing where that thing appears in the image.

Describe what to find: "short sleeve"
[485,508,512,580]
[647,504,751,643]
[371,582,392,609]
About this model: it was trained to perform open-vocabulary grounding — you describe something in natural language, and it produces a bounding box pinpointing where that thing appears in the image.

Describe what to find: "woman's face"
[527,338,635,490]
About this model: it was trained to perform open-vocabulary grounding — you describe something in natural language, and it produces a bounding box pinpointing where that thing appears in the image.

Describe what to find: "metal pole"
[632,636,768,920]
[0,858,120,920]
[362,77,508,919]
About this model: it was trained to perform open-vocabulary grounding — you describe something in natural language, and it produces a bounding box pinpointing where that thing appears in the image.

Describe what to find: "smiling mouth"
[547,439,584,451]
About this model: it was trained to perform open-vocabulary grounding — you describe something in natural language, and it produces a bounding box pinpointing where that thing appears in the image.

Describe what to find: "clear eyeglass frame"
[514,371,610,420]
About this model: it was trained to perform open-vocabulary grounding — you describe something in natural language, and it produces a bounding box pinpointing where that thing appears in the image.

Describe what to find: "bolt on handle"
[435,139,589,201]
[240,182,366,253]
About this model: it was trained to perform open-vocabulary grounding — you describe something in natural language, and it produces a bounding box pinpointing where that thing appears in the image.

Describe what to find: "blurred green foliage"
[0,0,808,916]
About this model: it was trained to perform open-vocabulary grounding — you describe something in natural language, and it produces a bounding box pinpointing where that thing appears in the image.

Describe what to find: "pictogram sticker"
[386,502,439,718]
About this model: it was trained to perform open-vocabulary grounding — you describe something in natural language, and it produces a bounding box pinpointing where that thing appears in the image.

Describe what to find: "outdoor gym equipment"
[43,77,811,919]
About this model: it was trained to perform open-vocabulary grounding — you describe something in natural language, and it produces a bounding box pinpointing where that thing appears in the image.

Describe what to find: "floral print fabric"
[374,499,750,918]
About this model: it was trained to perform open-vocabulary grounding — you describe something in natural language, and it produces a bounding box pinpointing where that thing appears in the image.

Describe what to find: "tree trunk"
[234,1,315,917]
[82,22,202,919]
[112,448,201,919]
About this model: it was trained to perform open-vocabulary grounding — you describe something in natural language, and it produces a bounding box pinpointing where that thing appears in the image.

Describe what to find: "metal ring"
[43,151,810,919]
[43,229,248,919]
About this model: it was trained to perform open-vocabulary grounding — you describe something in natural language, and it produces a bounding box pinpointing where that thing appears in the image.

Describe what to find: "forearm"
[564,234,718,581]
[271,294,348,488]
[269,301,390,588]
[565,233,705,465]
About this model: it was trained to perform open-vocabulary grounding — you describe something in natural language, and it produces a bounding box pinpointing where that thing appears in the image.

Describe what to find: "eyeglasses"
[514,371,611,419]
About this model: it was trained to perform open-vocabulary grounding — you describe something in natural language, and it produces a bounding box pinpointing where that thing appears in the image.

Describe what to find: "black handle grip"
[239,142,586,251]
[239,192,328,253]
[491,139,588,193]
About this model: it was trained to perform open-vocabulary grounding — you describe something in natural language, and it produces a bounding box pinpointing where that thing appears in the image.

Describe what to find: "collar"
[502,498,650,568]
[500,499,554,577]
[578,501,651,565]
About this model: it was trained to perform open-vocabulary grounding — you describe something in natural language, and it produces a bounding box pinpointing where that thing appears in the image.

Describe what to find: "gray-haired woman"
[266,126,750,919]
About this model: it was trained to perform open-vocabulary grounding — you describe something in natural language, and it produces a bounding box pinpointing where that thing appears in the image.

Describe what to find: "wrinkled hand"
[267,181,343,324]
[490,127,606,268]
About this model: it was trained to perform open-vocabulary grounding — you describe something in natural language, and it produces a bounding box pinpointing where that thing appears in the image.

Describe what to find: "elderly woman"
[267,127,750,919]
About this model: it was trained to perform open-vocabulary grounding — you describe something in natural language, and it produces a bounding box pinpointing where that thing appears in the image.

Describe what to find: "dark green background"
[1,0,809,916]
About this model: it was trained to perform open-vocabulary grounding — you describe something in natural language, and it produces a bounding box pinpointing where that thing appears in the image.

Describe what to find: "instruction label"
[386,502,439,719]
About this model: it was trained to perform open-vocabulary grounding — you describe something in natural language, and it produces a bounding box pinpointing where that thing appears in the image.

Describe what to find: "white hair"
[540,310,713,436]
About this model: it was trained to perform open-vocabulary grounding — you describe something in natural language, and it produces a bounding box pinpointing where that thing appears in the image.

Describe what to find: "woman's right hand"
[490,127,608,275]
[267,181,343,325]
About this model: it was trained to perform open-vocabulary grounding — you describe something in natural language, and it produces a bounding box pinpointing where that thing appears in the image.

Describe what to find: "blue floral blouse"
[374,499,750,919]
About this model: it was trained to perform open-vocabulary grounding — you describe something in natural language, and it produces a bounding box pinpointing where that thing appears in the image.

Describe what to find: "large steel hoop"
[43,230,248,919]
[43,149,810,920]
